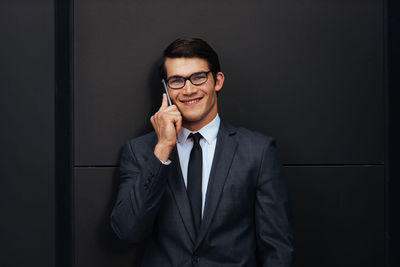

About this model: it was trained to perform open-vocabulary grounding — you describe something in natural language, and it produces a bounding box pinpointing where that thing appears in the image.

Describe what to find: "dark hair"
[159,38,221,81]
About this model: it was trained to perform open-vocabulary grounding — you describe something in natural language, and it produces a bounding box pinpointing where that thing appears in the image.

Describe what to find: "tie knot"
[189,133,202,149]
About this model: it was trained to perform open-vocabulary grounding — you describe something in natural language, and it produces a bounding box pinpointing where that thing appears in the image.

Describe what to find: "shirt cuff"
[160,159,171,165]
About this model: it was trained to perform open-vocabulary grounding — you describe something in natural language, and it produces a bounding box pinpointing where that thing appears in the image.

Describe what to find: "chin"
[183,114,203,123]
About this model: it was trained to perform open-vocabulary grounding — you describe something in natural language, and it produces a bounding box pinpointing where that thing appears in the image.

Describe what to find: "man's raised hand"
[150,94,182,162]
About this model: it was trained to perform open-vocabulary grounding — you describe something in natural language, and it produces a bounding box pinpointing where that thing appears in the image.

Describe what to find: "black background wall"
[0,0,398,267]
[0,1,55,266]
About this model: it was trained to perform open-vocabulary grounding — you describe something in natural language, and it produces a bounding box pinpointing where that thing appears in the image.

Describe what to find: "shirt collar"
[177,114,220,145]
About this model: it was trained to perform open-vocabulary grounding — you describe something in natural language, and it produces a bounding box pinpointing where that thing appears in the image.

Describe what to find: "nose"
[182,79,197,94]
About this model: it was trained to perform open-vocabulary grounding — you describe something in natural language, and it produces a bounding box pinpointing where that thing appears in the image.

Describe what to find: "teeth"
[183,99,199,104]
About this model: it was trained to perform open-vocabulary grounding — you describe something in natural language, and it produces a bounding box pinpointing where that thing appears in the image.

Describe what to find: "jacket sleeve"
[110,140,170,243]
[255,137,294,267]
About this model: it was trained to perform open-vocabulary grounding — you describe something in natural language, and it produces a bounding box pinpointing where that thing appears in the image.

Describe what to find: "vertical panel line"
[383,0,389,266]
[55,0,74,266]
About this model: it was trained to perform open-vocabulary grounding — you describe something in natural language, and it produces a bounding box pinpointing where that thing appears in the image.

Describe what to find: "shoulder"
[125,131,157,145]
[122,131,157,154]
[119,131,157,166]
[220,120,276,147]
[220,121,280,170]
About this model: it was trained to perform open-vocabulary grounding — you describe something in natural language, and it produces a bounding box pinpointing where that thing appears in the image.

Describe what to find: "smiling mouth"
[180,97,202,105]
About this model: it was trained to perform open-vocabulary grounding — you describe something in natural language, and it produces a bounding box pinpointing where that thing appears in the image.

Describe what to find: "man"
[111,38,293,266]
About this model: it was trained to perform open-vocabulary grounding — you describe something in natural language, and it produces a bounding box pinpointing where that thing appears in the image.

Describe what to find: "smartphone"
[161,79,172,106]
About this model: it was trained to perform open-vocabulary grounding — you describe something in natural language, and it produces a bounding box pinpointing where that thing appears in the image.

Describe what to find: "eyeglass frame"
[163,70,213,90]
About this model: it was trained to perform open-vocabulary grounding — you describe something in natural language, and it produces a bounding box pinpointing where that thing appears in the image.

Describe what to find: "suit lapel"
[167,146,197,245]
[195,121,238,249]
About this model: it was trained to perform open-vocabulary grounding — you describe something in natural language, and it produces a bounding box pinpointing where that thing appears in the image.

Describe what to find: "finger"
[175,116,182,135]
[169,104,179,111]
[164,110,181,117]
[164,104,181,115]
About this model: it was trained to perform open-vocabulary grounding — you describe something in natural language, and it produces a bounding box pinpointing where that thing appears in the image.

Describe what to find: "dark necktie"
[187,133,203,234]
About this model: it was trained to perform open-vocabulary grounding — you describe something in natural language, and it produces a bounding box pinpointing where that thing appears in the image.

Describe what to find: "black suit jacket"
[111,120,293,266]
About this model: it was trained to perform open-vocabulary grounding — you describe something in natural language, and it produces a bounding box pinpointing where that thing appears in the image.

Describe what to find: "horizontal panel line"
[75,165,119,168]
[74,164,384,168]
[284,164,384,167]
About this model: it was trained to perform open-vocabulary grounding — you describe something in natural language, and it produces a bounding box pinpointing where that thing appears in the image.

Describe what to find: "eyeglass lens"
[167,72,209,89]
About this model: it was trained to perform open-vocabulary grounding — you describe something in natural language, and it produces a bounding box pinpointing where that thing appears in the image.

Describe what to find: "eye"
[191,73,207,82]
[169,77,183,85]
[192,75,202,81]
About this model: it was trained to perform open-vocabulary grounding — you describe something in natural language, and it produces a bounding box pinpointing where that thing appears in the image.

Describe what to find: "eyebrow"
[167,70,209,80]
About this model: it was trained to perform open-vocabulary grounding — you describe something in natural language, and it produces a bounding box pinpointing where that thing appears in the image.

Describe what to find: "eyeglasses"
[164,71,212,89]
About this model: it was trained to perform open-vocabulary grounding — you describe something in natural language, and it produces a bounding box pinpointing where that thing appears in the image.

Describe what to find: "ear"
[214,72,225,92]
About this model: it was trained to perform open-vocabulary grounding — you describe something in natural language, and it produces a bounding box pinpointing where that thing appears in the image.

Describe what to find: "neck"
[183,121,207,132]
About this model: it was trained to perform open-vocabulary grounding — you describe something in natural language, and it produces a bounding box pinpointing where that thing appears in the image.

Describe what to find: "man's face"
[164,57,224,131]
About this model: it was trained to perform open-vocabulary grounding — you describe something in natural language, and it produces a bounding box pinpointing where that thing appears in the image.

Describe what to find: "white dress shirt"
[176,114,220,217]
